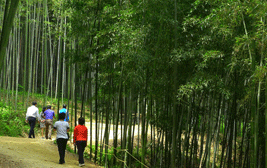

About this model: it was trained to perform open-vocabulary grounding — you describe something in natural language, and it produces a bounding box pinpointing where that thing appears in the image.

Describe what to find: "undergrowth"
[0,102,28,137]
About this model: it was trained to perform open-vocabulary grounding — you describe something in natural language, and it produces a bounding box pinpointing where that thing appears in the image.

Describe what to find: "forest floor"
[0,136,102,168]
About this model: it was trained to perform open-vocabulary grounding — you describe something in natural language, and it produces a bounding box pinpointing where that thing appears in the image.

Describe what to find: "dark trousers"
[28,117,36,138]
[76,141,86,164]
[57,138,68,164]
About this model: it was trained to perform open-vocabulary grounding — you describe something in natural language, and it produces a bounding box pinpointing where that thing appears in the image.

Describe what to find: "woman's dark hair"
[63,104,67,108]
[78,117,85,125]
[59,113,66,120]
[42,107,47,113]
[32,101,37,105]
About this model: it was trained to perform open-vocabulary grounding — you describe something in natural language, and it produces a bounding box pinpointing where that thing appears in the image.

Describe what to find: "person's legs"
[76,141,82,164]
[47,120,53,139]
[45,120,49,139]
[28,118,33,138]
[62,139,68,162]
[41,127,44,138]
[31,119,36,138]
[77,141,86,164]
[40,120,45,138]
[57,138,65,164]
[28,117,36,138]
[57,138,68,164]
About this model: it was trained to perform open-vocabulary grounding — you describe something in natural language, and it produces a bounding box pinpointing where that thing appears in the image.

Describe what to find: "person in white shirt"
[25,101,40,138]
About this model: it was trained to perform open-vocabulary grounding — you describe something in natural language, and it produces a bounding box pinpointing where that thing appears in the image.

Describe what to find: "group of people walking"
[25,101,88,167]
[25,102,64,139]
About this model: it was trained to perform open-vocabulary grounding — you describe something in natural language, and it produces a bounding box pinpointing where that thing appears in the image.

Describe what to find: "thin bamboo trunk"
[239,4,256,167]
[171,0,178,165]
[43,0,48,105]
[0,0,20,70]
[55,17,61,99]
[6,35,12,106]
[15,17,21,112]
[74,62,78,153]
[212,96,223,168]
[11,27,15,100]
[62,16,67,103]
[89,58,93,160]
[23,0,29,108]
[141,74,149,168]
[95,50,99,163]
[104,75,111,167]
[113,60,123,165]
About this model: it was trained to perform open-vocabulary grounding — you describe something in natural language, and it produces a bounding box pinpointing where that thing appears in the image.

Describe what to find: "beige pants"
[45,119,53,139]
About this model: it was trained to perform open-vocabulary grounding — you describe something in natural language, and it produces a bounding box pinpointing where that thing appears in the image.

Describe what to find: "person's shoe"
[79,163,85,167]
[59,160,65,164]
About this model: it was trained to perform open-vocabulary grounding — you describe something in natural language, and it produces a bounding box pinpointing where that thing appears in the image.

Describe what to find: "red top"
[73,125,88,144]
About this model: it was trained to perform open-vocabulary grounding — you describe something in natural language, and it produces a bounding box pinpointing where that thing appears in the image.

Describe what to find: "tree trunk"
[0,0,20,70]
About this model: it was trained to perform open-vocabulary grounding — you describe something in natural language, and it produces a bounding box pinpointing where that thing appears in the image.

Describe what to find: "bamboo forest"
[1,0,267,167]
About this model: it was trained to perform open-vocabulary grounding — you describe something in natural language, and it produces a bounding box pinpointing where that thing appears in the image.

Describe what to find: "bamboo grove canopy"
[0,0,267,167]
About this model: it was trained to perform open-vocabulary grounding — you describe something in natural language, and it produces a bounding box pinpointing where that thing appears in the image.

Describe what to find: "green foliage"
[0,89,74,138]
[86,144,110,164]
[0,105,27,137]
[2,0,267,166]
[66,144,74,153]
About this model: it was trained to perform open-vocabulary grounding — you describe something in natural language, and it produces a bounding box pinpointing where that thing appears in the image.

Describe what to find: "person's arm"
[36,108,40,122]
[67,123,70,132]
[41,113,45,121]
[73,127,77,145]
[66,111,69,122]
[25,109,29,123]
[53,122,57,131]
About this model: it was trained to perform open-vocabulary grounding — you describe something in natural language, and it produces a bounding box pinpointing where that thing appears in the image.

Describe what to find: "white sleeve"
[25,110,29,120]
[25,107,30,120]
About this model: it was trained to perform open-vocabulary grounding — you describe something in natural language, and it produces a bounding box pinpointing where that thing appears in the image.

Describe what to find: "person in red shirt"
[73,117,88,167]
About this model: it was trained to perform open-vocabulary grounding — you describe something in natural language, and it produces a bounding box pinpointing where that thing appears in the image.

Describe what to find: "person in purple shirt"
[44,105,55,139]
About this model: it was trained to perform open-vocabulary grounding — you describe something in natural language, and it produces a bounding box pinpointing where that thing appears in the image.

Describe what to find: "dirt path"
[0,136,102,168]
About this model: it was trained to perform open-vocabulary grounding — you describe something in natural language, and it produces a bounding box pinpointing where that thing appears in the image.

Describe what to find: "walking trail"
[0,136,102,168]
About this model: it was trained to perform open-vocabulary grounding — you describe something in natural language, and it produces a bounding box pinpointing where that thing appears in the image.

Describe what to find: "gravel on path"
[0,136,101,168]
